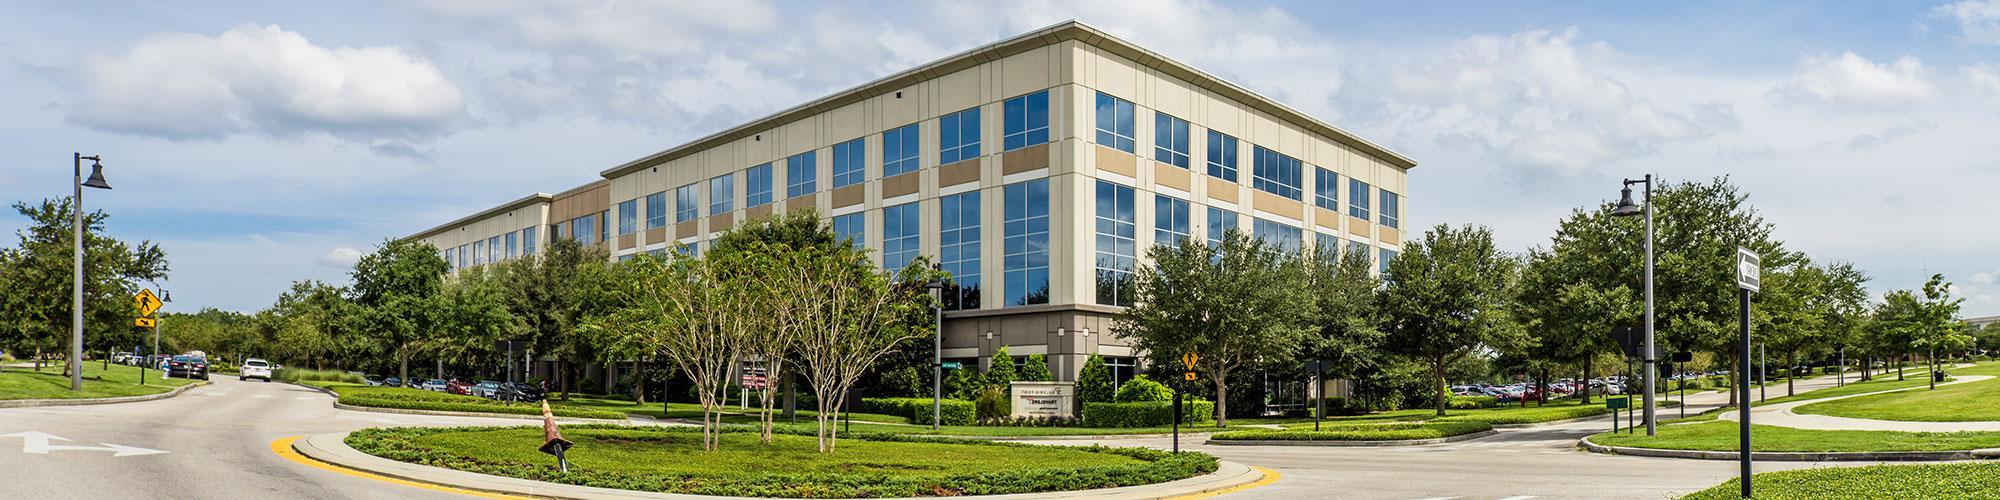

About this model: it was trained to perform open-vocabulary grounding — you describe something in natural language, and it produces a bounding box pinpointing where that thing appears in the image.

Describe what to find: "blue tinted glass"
[645,191,667,228]
[1003,179,1050,306]
[1207,131,1238,181]
[1094,180,1136,306]
[1004,90,1050,151]
[1207,207,1236,246]
[746,163,772,207]
[709,174,733,215]
[1315,168,1339,211]
[883,123,920,178]
[618,199,638,235]
[832,138,865,188]
[1251,146,1303,200]
[940,191,981,310]
[675,183,698,223]
[833,212,864,251]
[1349,179,1373,220]
[883,202,920,272]
[787,151,817,198]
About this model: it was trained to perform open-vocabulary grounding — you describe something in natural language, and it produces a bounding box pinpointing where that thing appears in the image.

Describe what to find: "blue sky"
[3,0,1998,316]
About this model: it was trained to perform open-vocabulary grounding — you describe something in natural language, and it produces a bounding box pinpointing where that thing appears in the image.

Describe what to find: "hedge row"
[1449,395,1499,409]
[346,424,1219,498]
[1212,421,1493,441]
[330,385,627,420]
[274,368,363,384]
[1082,401,1215,428]
[859,397,974,426]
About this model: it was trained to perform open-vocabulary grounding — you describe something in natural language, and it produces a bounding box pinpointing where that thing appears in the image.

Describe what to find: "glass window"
[832,138,866,188]
[939,107,981,164]
[709,173,734,216]
[1380,190,1401,229]
[1253,219,1303,255]
[522,227,538,256]
[1206,130,1239,181]
[668,185,694,224]
[882,123,920,178]
[488,236,500,263]
[745,163,773,207]
[457,245,468,268]
[1003,179,1050,306]
[1094,92,1136,153]
[1154,112,1191,168]
[1349,179,1373,220]
[645,191,667,229]
[1002,90,1050,151]
[599,211,609,243]
[939,191,981,311]
[442,250,454,271]
[505,232,517,259]
[1314,168,1339,211]
[471,240,485,265]
[882,202,920,272]
[786,151,817,198]
[1206,207,1237,247]
[1154,195,1190,247]
[617,199,638,235]
[1347,241,1368,264]
[832,212,864,251]
[572,215,598,245]
[1252,146,1303,200]
[1095,181,1137,307]
[1379,248,1398,275]
[1315,233,1340,259]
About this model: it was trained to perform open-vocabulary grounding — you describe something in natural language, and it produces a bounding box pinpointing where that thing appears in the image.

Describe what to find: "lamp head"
[82,160,112,190]
[1611,186,1641,217]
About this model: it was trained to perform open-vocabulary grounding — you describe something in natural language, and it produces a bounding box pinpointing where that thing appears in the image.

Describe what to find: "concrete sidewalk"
[1719,375,2000,432]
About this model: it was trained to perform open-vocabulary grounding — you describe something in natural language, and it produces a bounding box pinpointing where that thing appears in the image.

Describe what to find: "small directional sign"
[1736,248,1761,292]
[940,361,962,370]
[134,289,163,317]
[134,317,156,328]
[1183,372,1197,381]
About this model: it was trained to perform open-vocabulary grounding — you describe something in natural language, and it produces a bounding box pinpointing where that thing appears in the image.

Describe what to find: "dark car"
[494,382,546,402]
[383,376,403,388]
[166,355,210,380]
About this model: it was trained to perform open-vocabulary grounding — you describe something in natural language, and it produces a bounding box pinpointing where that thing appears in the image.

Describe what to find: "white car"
[239,358,274,382]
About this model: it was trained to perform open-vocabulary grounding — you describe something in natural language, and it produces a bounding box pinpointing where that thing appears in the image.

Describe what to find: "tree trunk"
[1726,350,1738,407]
[1581,361,1592,405]
[634,358,646,404]
[558,358,571,401]
[1432,360,1449,417]
[397,339,409,388]
[436,358,444,380]
[1213,368,1230,428]
[1898,353,1906,380]
[1786,351,1796,397]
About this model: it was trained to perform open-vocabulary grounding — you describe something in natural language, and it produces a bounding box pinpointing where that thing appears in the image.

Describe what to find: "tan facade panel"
[549,182,609,223]
[645,227,667,245]
[1379,227,1401,246]
[676,220,698,239]
[1315,207,1342,230]
[1154,163,1190,192]
[708,213,734,232]
[786,195,816,213]
[882,171,920,198]
[831,184,865,208]
[1002,143,1051,175]
[618,234,636,250]
[1094,145,1137,179]
[1348,217,1373,238]
[1207,177,1238,204]
[1252,190,1304,222]
[939,159,981,187]
[745,204,772,221]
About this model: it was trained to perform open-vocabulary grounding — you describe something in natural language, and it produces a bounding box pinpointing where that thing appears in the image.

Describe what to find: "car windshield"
[245,360,268,367]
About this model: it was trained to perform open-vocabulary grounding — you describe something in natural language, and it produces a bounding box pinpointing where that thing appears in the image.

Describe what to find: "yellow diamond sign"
[134,289,163,317]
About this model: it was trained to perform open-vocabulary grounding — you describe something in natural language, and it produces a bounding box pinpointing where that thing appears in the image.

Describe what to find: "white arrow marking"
[2,431,167,457]
[252,394,271,399]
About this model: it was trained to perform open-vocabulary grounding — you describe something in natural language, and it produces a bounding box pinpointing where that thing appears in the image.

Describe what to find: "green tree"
[422,266,521,379]
[1756,259,1870,396]
[1076,354,1113,406]
[0,198,168,376]
[1380,224,1521,416]
[984,345,1017,388]
[496,238,607,398]
[1020,354,1052,382]
[350,238,449,385]
[1303,247,1384,402]
[1896,274,1970,390]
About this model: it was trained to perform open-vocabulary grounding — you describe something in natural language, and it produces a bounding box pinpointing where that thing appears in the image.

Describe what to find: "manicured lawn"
[1794,377,2000,422]
[1680,462,2000,500]
[0,363,193,400]
[348,425,1216,498]
[1316,395,1658,425]
[309,382,627,419]
[1220,421,1491,441]
[1590,421,2000,452]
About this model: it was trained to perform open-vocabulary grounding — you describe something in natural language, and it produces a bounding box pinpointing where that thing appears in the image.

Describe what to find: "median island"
[346,424,1218,498]
[0,363,194,401]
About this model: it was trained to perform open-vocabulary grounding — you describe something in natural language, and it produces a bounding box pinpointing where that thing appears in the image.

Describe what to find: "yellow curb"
[270,436,531,499]
[1168,465,1280,499]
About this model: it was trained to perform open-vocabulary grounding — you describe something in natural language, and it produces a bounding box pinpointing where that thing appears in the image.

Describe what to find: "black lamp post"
[923,275,947,430]
[1611,174,1656,436]
[70,153,111,391]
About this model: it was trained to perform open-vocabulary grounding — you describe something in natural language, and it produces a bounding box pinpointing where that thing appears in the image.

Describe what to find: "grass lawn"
[1794,377,2000,422]
[1680,462,2000,500]
[348,425,1216,498]
[552,395,1283,436]
[1590,420,2000,452]
[0,363,194,400]
[1221,421,1492,441]
[1316,395,1658,426]
[307,382,627,419]
[551,396,913,424]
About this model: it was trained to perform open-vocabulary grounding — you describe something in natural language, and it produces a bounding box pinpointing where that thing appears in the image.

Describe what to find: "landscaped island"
[347,425,1217,498]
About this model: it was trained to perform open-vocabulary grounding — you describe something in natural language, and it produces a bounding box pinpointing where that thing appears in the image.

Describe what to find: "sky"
[1,0,1997,316]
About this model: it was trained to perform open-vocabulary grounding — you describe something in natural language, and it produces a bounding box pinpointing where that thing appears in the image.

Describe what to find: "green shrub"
[1213,421,1491,441]
[1083,401,1215,427]
[985,345,1017,388]
[275,368,364,384]
[1448,396,1498,409]
[1020,354,1052,382]
[860,397,974,426]
[1077,355,1113,407]
[974,385,1011,420]
[330,385,624,419]
[1114,375,1173,403]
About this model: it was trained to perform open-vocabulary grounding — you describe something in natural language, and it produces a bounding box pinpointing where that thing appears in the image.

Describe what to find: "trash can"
[1934,370,1947,383]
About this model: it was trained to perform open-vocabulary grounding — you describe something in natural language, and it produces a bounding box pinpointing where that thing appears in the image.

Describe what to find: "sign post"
[133,289,163,386]
[1736,247,1761,499]
[1174,351,1200,454]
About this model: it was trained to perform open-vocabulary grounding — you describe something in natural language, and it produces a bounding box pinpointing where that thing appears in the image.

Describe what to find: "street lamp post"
[924,276,947,431]
[1612,174,1657,436]
[70,153,112,392]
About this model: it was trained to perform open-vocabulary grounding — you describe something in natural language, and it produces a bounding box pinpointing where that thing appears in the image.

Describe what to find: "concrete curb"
[1490,413,1612,429]
[1206,429,1496,447]
[294,432,1268,500]
[1576,435,1997,462]
[329,402,632,424]
[0,379,209,408]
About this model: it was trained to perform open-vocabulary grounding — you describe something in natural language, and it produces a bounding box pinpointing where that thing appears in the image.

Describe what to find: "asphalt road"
[0,372,1893,500]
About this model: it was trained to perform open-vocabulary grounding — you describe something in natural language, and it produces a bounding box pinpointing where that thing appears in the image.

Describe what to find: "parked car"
[471,381,502,399]
[364,375,384,386]
[382,376,403,388]
[419,379,448,392]
[494,382,546,402]
[239,358,273,382]
[166,355,210,380]
[445,379,472,396]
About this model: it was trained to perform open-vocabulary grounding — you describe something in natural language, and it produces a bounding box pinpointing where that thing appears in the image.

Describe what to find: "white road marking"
[251,394,272,399]
[1407,497,1461,500]
[1497,496,1539,500]
[0,431,166,457]
[295,396,316,400]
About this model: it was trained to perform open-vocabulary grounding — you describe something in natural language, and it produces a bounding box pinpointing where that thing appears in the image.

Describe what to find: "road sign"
[1736,248,1761,292]
[1184,372,1197,381]
[1606,398,1629,410]
[1181,352,1199,369]
[1609,326,1644,358]
[134,317,156,328]
[940,361,962,370]
[134,289,163,317]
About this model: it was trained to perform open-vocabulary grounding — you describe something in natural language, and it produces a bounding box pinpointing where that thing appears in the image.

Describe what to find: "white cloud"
[1934,0,2000,45]
[1767,52,1933,110]
[315,246,364,268]
[68,24,466,142]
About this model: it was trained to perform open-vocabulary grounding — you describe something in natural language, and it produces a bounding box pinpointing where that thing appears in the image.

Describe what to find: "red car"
[445,379,472,396]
